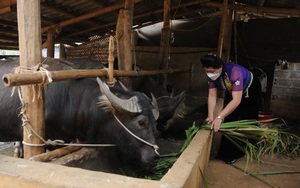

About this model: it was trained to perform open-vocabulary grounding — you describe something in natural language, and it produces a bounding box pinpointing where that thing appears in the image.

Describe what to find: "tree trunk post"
[116,0,134,88]
[17,0,45,159]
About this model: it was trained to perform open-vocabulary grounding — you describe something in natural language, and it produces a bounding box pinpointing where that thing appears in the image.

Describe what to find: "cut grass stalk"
[202,119,300,169]
[199,167,208,188]
[231,164,279,188]
[141,123,201,180]
[252,171,300,175]
[136,118,299,180]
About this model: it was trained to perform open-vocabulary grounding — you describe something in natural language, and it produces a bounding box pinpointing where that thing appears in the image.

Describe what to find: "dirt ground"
[205,155,300,188]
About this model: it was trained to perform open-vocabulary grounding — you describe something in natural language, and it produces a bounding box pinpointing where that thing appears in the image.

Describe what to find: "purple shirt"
[208,63,251,92]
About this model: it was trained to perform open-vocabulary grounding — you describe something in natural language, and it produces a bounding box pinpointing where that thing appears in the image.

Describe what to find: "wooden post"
[216,0,228,58]
[17,0,45,159]
[159,0,171,88]
[233,6,238,64]
[116,0,134,88]
[222,7,233,62]
[59,43,66,59]
[47,29,55,58]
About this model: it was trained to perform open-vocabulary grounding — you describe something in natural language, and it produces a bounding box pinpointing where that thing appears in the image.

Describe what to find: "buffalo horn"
[151,93,160,120]
[96,77,142,113]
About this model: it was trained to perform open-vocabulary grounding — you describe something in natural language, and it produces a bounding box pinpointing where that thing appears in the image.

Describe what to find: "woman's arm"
[218,90,242,119]
[211,90,242,132]
[206,88,217,124]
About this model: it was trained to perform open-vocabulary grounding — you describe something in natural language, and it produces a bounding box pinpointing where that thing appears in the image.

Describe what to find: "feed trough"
[0,129,212,188]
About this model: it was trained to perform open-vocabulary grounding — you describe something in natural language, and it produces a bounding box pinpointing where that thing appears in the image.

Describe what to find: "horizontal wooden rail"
[2,68,188,87]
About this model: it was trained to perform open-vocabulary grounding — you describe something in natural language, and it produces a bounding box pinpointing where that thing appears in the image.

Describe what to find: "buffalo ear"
[151,93,159,120]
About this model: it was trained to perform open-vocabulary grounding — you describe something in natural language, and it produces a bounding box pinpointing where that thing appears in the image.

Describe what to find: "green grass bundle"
[134,118,299,180]
[139,124,201,180]
[202,118,300,165]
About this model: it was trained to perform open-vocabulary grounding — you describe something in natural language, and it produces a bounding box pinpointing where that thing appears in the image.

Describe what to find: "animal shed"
[0,0,300,187]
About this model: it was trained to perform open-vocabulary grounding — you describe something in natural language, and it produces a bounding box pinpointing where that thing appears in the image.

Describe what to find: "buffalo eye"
[135,115,149,128]
[138,120,146,127]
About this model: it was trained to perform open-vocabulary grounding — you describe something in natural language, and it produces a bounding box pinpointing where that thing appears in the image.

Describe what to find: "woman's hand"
[205,116,214,125]
[211,117,223,132]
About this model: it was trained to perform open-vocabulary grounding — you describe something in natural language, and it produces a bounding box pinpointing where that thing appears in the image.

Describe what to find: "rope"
[21,112,158,152]
[16,66,159,154]
[21,112,116,147]
[102,68,115,87]
[12,60,53,102]
[112,113,160,156]
[39,66,53,83]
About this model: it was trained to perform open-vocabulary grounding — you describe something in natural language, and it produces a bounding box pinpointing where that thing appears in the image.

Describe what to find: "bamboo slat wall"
[65,36,117,64]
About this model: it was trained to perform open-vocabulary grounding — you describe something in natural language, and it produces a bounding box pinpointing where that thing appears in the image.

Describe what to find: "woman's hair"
[200,54,224,68]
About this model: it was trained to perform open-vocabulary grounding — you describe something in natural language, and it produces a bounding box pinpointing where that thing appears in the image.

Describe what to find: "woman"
[200,54,261,164]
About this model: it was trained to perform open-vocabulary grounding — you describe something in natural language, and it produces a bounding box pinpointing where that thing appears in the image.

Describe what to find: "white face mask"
[207,73,220,81]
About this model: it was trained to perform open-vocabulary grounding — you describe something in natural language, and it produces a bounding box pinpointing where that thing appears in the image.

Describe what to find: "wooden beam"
[0,27,18,35]
[0,0,16,9]
[0,6,11,15]
[40,2,99,27]
[0,19,17,27]
[0,42,19,49]
[83,0,104,8]
[0,43,19,50]
[41,0,143,33]
[0,35,18,42]
[203,1,300,17]
[3,68,187,87]
[62,0,206,38]
[17,0,45,158]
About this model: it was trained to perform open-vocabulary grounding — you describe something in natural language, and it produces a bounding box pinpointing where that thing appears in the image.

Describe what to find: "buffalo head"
[96,78,160,168]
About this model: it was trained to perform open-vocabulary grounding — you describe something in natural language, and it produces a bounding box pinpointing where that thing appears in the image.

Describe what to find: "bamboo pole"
[17,0,45,158]
[107,35,115,86]
[3,68,187,87]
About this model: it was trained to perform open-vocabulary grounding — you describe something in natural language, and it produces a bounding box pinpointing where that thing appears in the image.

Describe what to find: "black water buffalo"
[0,59,160,168]
[55,58,186,132]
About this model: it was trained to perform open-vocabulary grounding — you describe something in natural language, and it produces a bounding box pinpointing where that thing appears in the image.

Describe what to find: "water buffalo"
[55,58,186,132]
[0,59,160,168]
